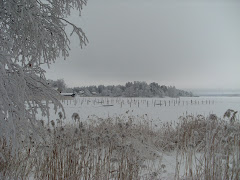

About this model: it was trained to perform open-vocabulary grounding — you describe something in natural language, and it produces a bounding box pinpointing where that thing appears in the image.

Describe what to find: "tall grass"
[174,111,240,180]
[1,115,164,179]
[1,110,240,179]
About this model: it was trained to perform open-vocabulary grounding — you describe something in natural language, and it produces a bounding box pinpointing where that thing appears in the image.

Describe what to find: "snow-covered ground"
[37,96,240,124]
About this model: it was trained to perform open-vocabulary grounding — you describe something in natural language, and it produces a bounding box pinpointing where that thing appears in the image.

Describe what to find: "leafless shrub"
[224,109,238,124]
[58,112,63,120]
[72,112,80,122]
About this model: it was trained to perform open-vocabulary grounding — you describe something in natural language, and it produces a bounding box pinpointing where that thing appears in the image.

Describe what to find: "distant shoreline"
[197,94,240,97]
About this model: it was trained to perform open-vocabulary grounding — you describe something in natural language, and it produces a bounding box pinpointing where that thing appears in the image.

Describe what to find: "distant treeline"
[49,79,193,98]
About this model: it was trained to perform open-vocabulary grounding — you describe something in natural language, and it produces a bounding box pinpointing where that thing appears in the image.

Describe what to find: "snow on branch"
[0,0,87,153]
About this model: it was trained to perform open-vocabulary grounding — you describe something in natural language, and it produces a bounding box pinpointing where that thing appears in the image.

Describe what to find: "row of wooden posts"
[62,98,214,107]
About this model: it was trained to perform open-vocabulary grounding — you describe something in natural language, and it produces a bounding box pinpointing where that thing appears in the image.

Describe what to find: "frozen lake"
[37,96,240,125]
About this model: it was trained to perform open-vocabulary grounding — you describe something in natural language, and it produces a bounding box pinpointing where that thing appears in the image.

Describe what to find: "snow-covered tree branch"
[0,0,87,153]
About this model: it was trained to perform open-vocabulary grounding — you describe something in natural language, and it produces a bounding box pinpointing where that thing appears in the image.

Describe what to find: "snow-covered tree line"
[77,82,192,97]
[0,0,87,152]
[50,80,193,97]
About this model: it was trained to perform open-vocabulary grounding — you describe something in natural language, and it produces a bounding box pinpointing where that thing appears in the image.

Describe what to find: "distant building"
[60,92,76,97]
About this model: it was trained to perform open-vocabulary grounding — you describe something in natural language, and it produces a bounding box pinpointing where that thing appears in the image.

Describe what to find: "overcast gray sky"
[44,0,240,90]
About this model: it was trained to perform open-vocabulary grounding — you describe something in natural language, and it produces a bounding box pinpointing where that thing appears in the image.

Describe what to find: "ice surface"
[36,96,240,125]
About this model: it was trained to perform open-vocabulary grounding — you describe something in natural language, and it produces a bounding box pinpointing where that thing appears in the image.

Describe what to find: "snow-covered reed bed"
[175,110,240,180]
[1,109,240,179]
[0,115,164,179]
